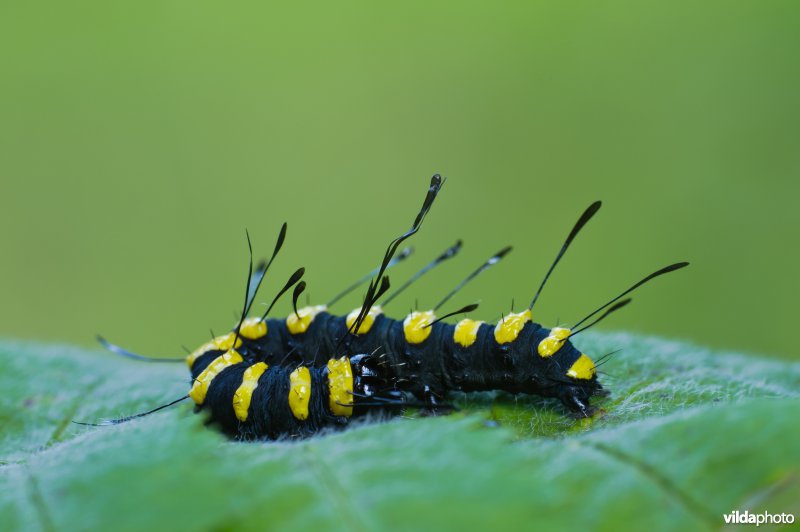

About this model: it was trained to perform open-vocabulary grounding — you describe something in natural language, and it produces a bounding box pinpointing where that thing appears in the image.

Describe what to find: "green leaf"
[2,335,799,531]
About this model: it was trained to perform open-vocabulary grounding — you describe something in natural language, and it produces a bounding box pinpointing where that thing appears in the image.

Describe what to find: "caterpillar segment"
[187,350,401,440]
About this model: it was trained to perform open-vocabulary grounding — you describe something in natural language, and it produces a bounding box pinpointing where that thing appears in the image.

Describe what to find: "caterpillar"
[85,174,689,440]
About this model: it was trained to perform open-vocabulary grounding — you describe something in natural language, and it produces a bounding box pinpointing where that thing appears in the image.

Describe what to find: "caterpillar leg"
[559,389,597,418]
[420,385,456,416]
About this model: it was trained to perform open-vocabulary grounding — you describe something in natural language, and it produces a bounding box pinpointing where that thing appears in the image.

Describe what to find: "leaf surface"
[1,335,799,531]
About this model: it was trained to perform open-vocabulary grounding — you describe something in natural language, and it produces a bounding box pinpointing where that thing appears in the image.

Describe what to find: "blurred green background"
[1,1,798,360]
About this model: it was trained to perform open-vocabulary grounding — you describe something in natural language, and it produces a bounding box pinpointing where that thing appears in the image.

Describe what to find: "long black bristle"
[434,246,511,311]
[572,262,689,329]
[529,201,602,311]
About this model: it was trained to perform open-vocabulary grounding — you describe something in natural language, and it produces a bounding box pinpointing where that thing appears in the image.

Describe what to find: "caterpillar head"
[493,313,604,416]
[349,353,405,409]
[530,326,605,417]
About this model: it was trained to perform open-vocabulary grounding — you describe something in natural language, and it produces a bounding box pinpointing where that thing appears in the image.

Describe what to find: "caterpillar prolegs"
[88,174,689,440]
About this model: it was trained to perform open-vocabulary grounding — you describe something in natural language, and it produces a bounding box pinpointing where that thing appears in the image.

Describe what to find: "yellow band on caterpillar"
[345,305,383,335]
[403,310,435,344]
[189,349,244,405]
[327,357,354,417]
[232,362,268,422]
[186,333,243,368]
[286,305,328,335]
[537,327,571,358]
[567,354,596,380]
[494,310,531,344]
[454,319,483,348]
[238,317,268,340]
[288,366,312,420]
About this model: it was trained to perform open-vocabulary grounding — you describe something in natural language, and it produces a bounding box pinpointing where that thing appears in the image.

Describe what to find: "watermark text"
[723,510,795,526]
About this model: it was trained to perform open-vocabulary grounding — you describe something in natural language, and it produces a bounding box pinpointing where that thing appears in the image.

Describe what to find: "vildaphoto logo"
[723,510,795,526]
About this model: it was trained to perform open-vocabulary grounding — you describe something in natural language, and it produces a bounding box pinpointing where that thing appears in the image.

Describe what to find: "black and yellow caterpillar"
[90,174,688,439]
